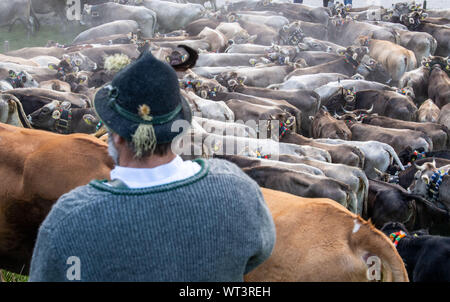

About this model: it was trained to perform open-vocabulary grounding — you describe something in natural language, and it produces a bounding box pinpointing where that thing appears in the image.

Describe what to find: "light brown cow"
[358,36,417,83]
[418,99,441,123]
[245,188,409,282]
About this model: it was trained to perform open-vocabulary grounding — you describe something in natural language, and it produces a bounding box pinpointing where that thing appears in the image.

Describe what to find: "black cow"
[381,222,450,282]
[368,180,450,236]
[398,146,450,166]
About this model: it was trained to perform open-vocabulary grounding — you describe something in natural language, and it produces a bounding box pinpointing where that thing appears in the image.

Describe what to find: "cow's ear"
[61,101,71,110]
[48,63,58,70]
[421,175,430,184]
[248,35,257,43]
[238,76,247,84]
[83,114,98,126]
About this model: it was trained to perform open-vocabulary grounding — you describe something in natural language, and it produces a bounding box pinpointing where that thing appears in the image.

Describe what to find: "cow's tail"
[352,145,366,170]
[429,36,438,56]
[5,94,33,128]
[355,169,369,218]
[150,11,158,38]
[350,217,409,282]
[383,144,405,170]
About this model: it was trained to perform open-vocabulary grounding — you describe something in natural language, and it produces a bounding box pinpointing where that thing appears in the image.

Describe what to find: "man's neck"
[118,152,177,169]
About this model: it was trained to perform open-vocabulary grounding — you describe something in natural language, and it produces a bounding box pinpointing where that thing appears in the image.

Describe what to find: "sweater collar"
[90,158,209,195]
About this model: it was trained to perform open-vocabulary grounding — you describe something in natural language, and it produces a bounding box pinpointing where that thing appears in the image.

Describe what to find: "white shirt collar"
[110,155,201,189]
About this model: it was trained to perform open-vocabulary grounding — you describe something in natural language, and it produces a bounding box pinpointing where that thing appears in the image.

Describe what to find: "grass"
[0,270,28,282]
[0,23,87,54]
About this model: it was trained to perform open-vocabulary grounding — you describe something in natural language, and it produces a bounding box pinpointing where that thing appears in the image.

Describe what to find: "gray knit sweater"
[29,158,276,282]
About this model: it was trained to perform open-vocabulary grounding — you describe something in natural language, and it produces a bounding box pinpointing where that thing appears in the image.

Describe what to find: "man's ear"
[111,132,126,147]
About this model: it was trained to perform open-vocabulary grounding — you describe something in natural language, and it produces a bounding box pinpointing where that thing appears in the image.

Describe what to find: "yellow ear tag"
[52,110,61,120]
[48,65,55,70]
[84,117,93,125]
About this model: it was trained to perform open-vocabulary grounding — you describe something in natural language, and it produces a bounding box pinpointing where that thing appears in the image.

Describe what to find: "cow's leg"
[7,19,18,32]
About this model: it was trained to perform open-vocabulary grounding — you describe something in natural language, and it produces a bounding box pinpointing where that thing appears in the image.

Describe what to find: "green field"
[0,24,87,54]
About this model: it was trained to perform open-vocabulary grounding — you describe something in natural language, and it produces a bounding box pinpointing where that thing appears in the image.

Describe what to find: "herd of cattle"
[1,0,450,282]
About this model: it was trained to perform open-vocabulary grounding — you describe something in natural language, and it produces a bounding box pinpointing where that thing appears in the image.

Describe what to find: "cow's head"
[398,146,427,165]
[215,71,246,92]
[6,70,38,89]
[229,30,256,45]
[182,73,226,99]
[358,55,392,84]
[81,4,101,26]
[373,167,399,183]
[313,108,352,140]
[279,22,305,46]
[49,52,97,79]
[380,222,409,238]
[266,113,296,140]
[65,52,97,72]
[299,37,332,52]
[166,50,187,66]
[27,100,72,131]
[399,11,422,30]
[407,160,439,196]
[423,55,450,76]
[343,87,356,104]
[227,12,238,23]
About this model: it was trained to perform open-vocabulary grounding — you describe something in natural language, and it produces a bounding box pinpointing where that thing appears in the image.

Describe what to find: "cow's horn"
[414,163,425,171]
[373,167,384,176]
[366,105,374,114]
[341,107,352,114]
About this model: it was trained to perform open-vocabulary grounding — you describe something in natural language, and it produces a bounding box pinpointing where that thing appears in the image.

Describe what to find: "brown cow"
[0,123,114,274]
[349,123,433,153]
[245,188,409,282]
[361,114,450,151]
[428,65,450,109]
[312,108,352,140]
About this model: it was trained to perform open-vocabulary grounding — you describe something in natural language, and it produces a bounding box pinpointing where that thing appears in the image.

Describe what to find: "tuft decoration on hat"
[133,104,156,158]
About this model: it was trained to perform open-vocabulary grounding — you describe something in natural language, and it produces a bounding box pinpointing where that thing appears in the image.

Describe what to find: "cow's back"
[0,123,113,274]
